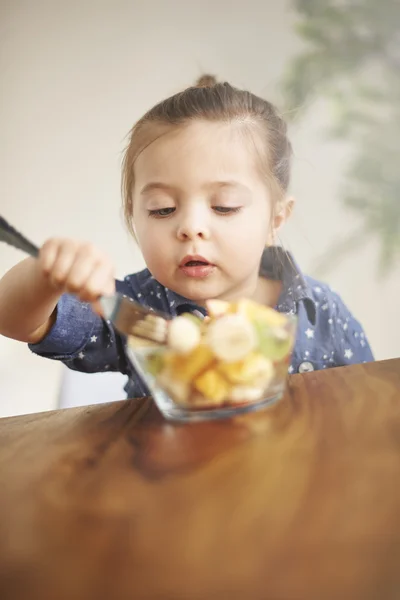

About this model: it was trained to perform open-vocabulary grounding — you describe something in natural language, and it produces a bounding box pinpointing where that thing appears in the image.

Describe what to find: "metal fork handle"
[0,216,40,258]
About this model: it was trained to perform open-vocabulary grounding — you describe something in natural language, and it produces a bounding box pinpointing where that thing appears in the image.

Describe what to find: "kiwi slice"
[253,320,292,362]
[180,313,203,327]
[146,351,165,376]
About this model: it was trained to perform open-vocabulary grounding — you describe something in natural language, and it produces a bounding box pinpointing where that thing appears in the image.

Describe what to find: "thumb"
[91,299,105,317]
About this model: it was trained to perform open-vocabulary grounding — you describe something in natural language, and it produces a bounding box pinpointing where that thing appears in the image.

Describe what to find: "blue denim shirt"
[29,247,374,398]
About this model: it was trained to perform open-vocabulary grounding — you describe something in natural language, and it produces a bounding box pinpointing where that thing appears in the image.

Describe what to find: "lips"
[179,255,210,267]
[179,255,215,278]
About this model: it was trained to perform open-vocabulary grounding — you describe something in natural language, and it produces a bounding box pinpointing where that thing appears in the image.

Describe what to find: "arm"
[28,291,132,375]
[0,257,60,343]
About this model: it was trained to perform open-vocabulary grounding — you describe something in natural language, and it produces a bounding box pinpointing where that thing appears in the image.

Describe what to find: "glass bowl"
[127,304,297,423]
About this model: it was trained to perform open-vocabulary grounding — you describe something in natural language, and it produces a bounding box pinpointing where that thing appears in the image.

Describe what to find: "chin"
[173,279,226,303]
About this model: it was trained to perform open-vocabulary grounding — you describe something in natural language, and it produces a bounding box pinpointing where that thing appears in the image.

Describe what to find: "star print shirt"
[29,247,374,398]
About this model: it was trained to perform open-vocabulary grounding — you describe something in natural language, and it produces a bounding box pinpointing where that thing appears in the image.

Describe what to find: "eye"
[212,206,242,215]
[148,207,176,218]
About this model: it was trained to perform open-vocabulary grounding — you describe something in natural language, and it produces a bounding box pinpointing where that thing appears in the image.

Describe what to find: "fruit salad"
[135,298,296,410]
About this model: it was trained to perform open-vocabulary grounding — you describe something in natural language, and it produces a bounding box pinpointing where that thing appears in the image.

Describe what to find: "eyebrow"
[140,180,251,195]
[140,182,178,196]
[212,180,251,193]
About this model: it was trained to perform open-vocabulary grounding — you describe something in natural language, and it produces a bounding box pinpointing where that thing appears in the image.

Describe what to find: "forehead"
[133,120,266,189]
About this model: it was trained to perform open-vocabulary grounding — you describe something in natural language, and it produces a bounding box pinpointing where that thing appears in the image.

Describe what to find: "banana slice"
[228,385,264,404]
[207,314,257,362]
[167,315,201,354]
[206,299,231,318]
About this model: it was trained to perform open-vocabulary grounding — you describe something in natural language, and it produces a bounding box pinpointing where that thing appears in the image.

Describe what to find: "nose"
[176,208,211,241]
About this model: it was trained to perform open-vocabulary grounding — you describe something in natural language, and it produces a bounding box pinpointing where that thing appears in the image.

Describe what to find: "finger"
[50,241,79,288]
[67,246,114,294]
[65,242,113,293]
[91,299,105,317]
[66,253,100,293]
[91,293,115,318]
[78,265,115,303]
[39,239,61,275]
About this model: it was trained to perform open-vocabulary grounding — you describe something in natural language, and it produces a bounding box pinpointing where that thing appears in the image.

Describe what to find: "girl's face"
[132,120,279,304]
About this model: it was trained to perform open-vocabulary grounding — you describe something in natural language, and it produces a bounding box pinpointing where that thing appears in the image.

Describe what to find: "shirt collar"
[138,275,208,319]
[157,246,316,325]
[260,246,316,325]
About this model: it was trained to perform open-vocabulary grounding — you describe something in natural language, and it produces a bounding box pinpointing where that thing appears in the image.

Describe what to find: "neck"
[252,276,282,308]
[198,273,282,309]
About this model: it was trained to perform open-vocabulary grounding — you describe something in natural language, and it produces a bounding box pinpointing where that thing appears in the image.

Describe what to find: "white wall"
[1,0,398,417]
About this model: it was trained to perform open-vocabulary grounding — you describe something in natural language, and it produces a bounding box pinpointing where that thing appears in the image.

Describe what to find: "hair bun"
[195,74,218,88]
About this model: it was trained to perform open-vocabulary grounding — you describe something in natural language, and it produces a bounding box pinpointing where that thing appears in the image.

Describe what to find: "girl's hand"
[38,238,116,303]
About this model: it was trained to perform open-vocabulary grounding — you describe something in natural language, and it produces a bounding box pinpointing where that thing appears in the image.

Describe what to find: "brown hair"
[122,74,292,235]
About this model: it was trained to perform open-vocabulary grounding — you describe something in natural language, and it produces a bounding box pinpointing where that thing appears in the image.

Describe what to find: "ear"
[274,195,295,229]
[268,196,295,244]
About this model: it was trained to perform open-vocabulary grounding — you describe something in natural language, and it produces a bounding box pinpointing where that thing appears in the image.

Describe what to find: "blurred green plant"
[282,0,400,277]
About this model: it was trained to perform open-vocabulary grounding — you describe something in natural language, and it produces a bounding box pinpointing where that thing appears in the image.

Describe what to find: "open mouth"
[180,255,212,267]
[183,259,210,267]
[179,255,215,278]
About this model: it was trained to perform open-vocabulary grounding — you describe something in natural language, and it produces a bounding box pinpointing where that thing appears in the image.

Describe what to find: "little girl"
[0,75,373,398]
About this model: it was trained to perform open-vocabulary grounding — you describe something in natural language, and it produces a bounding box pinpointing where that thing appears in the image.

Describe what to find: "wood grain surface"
[0,359,399,600]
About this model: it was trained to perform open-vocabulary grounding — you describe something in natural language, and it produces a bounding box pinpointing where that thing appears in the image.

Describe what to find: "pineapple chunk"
[236,298,287,327]
[165,344,215,383]
[194,369,230,404]
[218,352,273,386]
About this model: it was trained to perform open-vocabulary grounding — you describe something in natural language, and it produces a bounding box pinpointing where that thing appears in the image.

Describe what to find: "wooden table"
[0,359,399,600]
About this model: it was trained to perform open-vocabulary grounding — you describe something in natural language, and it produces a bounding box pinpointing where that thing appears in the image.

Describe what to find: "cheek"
[135,221,172,267]
[221,208,270,249]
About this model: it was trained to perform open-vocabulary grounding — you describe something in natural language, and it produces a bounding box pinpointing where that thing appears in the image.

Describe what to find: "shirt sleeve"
[331,292,374,367]
[28,284,132,376]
